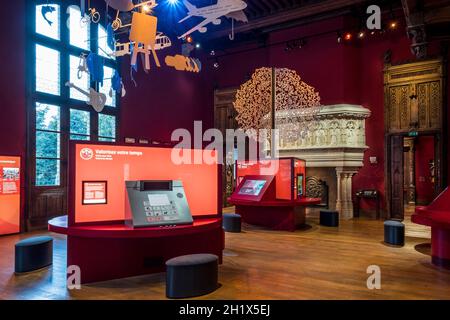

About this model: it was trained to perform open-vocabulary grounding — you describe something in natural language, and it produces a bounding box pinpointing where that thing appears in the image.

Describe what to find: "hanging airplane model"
[178,0,248,39]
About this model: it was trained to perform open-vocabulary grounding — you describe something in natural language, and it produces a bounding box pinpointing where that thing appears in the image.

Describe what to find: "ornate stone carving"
[306,177,328,207]
[277,104,370,154]
[407,24,427,59]
[278,104,371,219]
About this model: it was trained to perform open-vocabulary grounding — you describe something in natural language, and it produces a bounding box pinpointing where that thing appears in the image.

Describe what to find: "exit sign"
[408,131,419,137]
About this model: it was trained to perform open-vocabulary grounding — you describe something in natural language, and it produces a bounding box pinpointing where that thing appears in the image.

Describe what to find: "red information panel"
[73,144,219,224]
[236,158,306,201]
[82,181,107,205]
[0,156,20,235]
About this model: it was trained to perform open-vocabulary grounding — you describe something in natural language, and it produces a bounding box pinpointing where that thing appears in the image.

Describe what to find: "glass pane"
[99,137,116,142]
[70,109,90,136]
[36,159,60,186]
[36,131,60,158]
[69,5,90,50]
[70,134,90,141]
[98,114,116,138]
[36,103,60,131]
[70,55,90,101]
[36,4,60,40]
[36,45,60,95]
[99,66,116,107]
[98,25,115,60]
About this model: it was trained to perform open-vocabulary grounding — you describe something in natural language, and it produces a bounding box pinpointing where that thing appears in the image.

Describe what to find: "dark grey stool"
[166,254,219,299]
[320,210,339,227]
[15,236,53,274]
[384,220,405,246]
[223,213,241,233]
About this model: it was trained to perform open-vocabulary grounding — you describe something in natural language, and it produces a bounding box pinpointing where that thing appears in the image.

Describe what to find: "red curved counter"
[229,198,321,231]
[49,216,224,284]
[412,187,450,269]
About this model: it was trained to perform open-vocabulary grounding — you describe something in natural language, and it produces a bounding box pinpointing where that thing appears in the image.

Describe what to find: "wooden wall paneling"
[214,88,239,207]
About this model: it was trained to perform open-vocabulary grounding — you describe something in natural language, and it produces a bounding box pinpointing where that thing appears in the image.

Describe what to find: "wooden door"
[384,59,445,218]
[389,135,404,220]
[214,88,238,207]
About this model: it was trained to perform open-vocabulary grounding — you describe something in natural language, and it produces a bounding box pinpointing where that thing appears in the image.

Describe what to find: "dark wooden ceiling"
[244,0,329,20]
[187,0,375,40]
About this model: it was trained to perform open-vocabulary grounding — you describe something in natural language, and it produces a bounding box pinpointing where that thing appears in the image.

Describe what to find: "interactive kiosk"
[412,187,450,269]
[229,158,320,231]
[125,180,194,227]
[49,143,223,284]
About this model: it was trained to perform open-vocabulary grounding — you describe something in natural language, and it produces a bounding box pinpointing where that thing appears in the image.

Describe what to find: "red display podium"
[412,187,450,269]
[49,142,224,284]
[49,216,223,284]
[229,158,320,231]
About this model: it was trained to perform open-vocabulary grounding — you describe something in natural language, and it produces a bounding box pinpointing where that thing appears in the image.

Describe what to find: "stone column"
[336,168,358,220]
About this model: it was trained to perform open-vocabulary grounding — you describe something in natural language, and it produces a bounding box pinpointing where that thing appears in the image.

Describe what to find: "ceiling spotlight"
[344,32,352,41]
[358,31,365,39]
[389,21,398,29]
[195,43,201,49]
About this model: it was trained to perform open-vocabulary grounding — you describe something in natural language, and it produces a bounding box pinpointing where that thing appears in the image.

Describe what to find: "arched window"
[27,1,120,228]
[29,1,119,187]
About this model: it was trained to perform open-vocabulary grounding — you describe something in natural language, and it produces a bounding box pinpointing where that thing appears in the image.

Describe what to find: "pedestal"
[336,168,358,220]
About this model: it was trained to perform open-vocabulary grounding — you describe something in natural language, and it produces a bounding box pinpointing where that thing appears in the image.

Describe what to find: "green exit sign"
[408,131,419,137]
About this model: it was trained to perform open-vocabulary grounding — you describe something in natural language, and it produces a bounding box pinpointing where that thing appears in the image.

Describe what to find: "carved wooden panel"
[28,188,66,230]
[390,135,404,219]
[214,88,239,207]
[384,59,444,134]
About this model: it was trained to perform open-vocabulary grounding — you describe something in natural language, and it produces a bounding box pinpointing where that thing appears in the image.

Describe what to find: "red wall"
[0,2,448,224]
[197,16,449,212]
[415,136,435,204]
[119,47,211,142]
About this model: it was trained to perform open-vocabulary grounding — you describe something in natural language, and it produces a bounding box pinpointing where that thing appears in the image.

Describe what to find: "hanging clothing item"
[111,71,122,92]
[107,23,115,50]
[86,53,104,86]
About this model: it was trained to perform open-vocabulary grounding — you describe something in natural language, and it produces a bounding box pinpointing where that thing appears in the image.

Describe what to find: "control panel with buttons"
[125,180,193,228]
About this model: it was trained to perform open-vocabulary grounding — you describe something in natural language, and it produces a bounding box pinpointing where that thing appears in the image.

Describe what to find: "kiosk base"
[49,216,224,284]
[231,198,320,232]
[236,205,306,231]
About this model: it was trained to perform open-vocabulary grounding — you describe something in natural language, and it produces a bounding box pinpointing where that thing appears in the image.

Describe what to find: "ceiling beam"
[205,0,365,40]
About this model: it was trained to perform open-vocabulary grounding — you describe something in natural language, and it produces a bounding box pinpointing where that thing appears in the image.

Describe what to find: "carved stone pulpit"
[277,104,371,219]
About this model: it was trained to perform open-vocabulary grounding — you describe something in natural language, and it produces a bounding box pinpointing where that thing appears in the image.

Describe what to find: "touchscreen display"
[238,180,266,196]
[297,175,304,197]
[148,194,171,206]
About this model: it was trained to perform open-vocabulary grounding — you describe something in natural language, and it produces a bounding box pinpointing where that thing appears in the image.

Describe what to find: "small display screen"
[148,194,171,206]
[238,180,267,196]
[82,181,107,205]
[297,175,304,197]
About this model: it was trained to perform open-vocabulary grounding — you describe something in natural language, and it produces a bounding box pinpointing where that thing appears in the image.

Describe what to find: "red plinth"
[230,198,321,232]
[49,216,224,284]
[412,187,450,269]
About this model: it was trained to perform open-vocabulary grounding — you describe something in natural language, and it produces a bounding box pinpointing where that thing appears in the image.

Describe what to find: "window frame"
[26,0,120,188]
